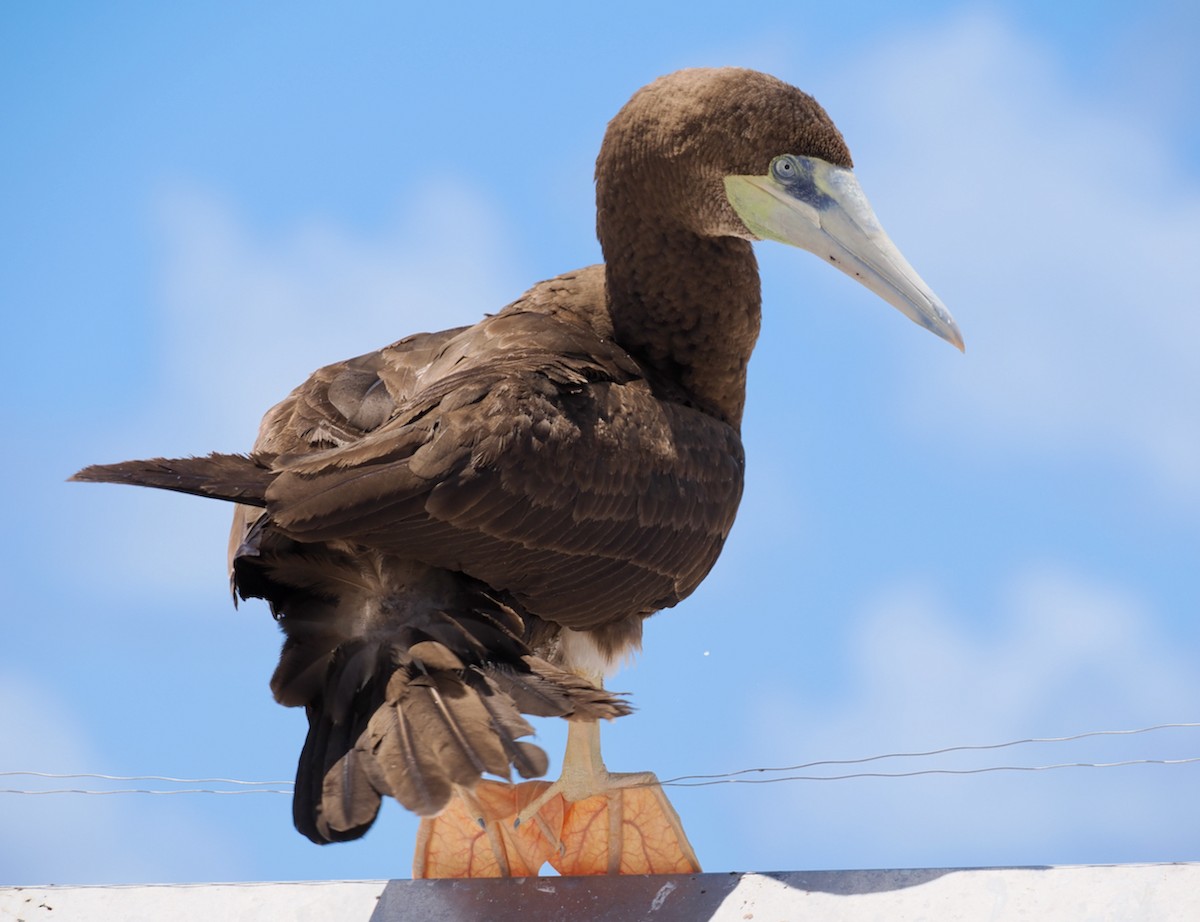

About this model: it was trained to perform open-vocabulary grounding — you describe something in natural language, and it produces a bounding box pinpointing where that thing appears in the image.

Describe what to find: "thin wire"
[1,721,1196,796]
[0,788,292,796]
[0,771,293,786]
[657,721,1200,785]
[0,770,294,796]
[658,756,1200,788]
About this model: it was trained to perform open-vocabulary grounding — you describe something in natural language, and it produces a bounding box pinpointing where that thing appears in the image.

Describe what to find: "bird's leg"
[515,708,702,875]
[413,673,700,878]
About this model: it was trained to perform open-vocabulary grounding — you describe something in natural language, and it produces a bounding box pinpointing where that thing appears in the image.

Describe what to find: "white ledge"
[3,864,1199,921]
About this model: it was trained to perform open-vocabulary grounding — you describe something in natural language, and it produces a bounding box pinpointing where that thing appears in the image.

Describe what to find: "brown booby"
[73,67,962,877]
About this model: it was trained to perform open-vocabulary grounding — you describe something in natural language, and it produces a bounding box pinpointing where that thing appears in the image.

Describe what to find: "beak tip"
[950,318,966,352]
[931,309,964,353]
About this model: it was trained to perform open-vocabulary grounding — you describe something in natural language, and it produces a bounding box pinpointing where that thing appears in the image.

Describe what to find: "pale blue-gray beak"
[725,155,964,351]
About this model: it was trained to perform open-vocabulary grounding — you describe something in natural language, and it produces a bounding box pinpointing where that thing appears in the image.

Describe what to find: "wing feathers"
[71,453,272,506]
[75,282,746,846]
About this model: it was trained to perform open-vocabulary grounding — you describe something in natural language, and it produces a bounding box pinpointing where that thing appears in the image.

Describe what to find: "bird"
[72,66,962,878]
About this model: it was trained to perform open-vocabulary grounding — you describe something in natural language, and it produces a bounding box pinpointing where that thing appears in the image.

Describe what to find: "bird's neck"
[603,229,761,429]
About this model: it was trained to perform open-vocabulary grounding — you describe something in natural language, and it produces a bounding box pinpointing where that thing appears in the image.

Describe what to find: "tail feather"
[295,709,381,843]
[291,636,630,841]
[470,679,552,780]
[319,747,380,840]
[488,656,632,719]
[70,452,272,506]
[403,642,512,780]
[368,693,454,817]
[303,637,629,841]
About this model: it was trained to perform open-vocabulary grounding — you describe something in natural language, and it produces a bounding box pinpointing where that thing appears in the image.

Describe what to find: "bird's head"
[597,67,963,350]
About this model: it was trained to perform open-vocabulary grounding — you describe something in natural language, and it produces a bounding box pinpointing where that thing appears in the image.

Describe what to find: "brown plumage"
[73,67,958,848]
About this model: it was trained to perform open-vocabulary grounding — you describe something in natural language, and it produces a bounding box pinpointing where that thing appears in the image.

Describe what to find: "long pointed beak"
[725,157,964,351]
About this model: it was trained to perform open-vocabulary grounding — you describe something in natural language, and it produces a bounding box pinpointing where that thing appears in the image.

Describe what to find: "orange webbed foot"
[412,776,700,877]
[413,780,563,878]
[414,717,700,878]
[550,782,701,875]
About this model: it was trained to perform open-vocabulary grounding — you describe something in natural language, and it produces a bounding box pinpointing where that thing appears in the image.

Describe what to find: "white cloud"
[0,673,251,884]
[849,568,1193,736]
[827,12,1200,506]
[739,566,1199,867]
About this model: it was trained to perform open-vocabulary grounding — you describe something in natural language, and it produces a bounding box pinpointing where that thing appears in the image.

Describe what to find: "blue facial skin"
[770,155,837,211]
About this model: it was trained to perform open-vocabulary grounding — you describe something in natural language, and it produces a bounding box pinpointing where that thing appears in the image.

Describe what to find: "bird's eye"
[771,156,798,181]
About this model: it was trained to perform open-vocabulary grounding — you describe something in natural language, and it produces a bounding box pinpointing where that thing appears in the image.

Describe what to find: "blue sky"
[3,1,1198,884]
